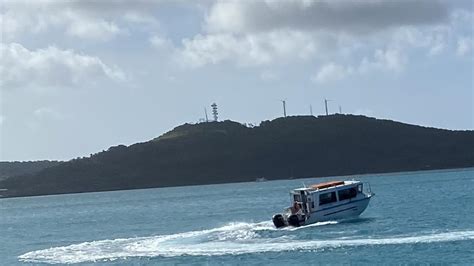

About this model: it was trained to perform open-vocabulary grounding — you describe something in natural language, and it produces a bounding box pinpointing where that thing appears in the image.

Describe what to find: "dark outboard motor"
[288,214,301,227]
[272,214,286,228]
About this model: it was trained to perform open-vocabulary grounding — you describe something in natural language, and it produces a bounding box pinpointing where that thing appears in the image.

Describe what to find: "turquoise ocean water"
[1,169,474,265]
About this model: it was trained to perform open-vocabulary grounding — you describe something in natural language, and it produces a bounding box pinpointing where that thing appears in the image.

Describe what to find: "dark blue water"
[1,169,473,265]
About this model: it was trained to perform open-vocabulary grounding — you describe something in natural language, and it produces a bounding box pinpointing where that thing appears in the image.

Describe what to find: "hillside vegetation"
[0,161,61,180]
[1,115,473,197]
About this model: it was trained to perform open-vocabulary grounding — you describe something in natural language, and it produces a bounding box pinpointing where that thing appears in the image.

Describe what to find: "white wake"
[18,221,474,264]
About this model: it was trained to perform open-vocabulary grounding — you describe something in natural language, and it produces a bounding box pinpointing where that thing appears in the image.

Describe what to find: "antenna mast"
[310,104,313,116]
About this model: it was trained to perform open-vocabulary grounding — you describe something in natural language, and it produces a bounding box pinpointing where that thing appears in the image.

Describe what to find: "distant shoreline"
[2,166,472,200]
[334,166,474,179]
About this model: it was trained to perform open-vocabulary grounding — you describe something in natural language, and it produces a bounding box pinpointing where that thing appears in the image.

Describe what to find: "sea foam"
[18,221,474,264]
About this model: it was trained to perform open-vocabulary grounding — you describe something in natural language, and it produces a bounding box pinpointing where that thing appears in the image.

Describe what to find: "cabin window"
[338,187,358,201]
[357,184,363,193]
[293,194,302,202]
[319,192,337,205]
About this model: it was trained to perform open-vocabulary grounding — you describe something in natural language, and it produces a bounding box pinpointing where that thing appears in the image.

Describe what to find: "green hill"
[1,114,473,198]
[0,161,61,180]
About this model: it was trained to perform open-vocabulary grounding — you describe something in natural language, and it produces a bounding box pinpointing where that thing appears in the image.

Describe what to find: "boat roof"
[311,181,345,190]
[293,180,360,192]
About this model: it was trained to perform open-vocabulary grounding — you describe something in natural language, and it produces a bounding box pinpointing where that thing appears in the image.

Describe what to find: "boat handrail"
[363,182,374,196]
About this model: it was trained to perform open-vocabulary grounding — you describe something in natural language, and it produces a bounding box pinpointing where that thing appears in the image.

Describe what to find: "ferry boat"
[272,180,374,228]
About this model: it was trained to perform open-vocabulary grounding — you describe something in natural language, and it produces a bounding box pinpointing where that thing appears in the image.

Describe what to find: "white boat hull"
[304,196,372,224]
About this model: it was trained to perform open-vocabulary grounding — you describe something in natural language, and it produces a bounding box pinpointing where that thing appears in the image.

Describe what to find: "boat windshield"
[293,194,302,202]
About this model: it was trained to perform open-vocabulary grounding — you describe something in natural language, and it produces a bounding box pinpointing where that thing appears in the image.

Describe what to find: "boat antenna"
[303,182,307,188]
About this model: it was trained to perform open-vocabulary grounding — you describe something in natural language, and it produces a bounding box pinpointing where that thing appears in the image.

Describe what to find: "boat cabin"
[289,180,365,214]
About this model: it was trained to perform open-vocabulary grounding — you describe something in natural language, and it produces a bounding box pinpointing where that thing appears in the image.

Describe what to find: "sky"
[0,0,473,161]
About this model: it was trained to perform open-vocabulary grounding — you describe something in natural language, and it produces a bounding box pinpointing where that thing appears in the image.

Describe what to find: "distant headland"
[1,114,473,198]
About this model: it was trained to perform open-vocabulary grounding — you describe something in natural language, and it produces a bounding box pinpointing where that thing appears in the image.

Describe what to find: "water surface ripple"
[1,169,473,264]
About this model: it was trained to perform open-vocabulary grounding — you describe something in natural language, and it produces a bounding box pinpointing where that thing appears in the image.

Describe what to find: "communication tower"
[211,103,218,121]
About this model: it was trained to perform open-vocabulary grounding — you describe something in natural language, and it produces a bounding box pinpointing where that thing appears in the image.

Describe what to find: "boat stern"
[272,212,305,228]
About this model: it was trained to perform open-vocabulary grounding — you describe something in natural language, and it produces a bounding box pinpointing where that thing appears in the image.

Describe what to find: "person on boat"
[291,202,302,215]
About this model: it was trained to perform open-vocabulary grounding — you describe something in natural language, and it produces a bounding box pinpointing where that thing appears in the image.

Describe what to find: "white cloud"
[64,12,123,41]
[0,9,49,40]
[312,63,353,83]
[376,25,453,58]
[1,0,205,42]
[427,33,446,56]
[0,43,126,90]
[175,0,468,69]
[312,48,407,83]
[205,0,450,34]
[429,42,445,56]
[150,35,174,51]
[359,49,407,73]
[123,12,159,28]
[1,1,128,42]
[457,37,473,56]
[178,30,317,67]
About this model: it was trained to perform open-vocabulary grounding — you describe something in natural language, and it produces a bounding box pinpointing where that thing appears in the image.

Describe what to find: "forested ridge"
[1,114,473,198]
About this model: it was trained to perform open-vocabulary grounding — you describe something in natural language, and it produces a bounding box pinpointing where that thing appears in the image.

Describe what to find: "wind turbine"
[324,99,332,116]
[204,107,209,122]
[280,99,287,117]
